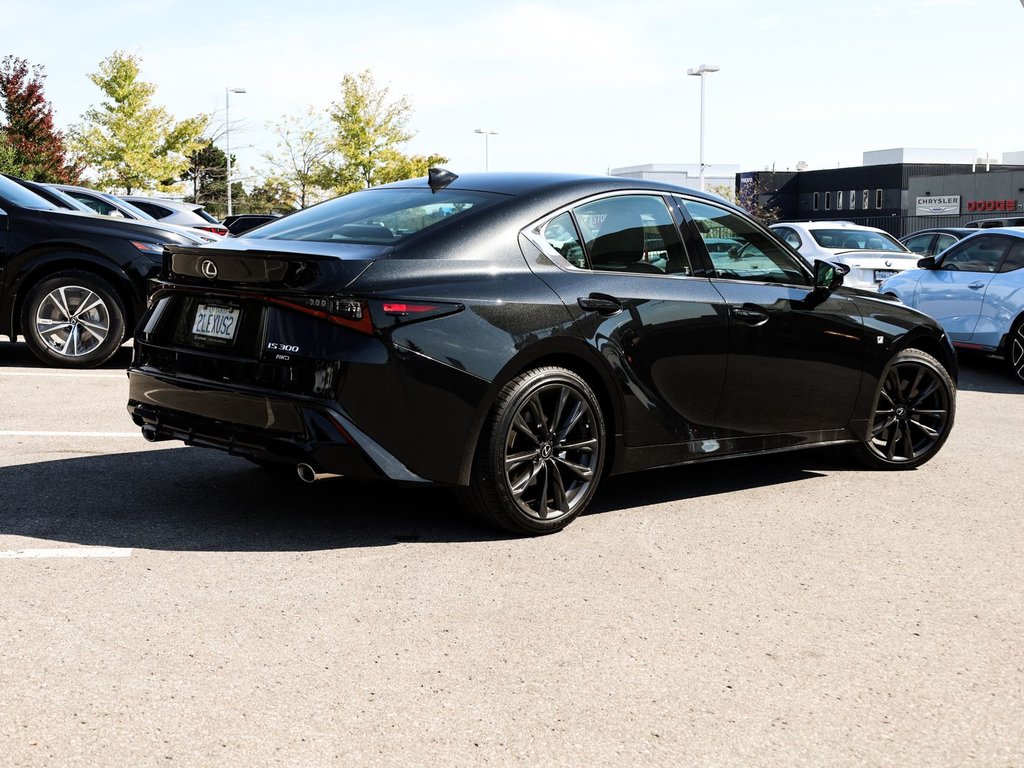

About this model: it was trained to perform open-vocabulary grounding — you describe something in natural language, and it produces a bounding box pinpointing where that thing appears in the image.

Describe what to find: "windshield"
[245,188,505,245]
[0,174,62,211]
[809,229,907,252]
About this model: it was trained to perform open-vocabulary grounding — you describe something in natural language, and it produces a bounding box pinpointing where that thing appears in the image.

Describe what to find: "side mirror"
[917,256,936,269]
[814,259,846,292]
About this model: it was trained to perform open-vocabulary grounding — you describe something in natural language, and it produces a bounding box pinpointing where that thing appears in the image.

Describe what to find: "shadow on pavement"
[955,353,1022,395]
[0,445,837,551]
[0,340,134,370]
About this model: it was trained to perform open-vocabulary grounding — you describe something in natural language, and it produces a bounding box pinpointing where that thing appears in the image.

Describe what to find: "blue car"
[879,228,1024,384]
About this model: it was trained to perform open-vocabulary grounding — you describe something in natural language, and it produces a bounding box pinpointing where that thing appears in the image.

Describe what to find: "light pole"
[474,128,498,171]
[225,87,246,217]
[686,64,719,192]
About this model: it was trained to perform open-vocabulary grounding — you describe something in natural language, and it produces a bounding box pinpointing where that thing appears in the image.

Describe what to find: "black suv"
[0,175,206,367]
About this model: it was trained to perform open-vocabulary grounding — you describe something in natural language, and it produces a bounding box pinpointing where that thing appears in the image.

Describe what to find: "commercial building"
[611,163,740,193]
[738,148,1024,237]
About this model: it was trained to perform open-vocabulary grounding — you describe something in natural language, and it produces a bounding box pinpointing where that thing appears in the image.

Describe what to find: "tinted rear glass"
[809,229,905,251]
[245,188,505,245]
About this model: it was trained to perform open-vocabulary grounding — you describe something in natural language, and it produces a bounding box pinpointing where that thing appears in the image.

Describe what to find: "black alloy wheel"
[852,348,955,469]
[1008,316,1024,385]
[21,270,127,368]
[461,366,605,534]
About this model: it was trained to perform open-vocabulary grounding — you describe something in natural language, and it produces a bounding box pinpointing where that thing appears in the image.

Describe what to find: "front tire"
[21,270,127,368]
[459,366,606,535]
[850,348,955,469]
[1007,315,1024,385]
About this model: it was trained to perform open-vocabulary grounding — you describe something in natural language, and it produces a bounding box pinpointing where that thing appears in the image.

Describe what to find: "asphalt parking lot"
[1,340,1021,767]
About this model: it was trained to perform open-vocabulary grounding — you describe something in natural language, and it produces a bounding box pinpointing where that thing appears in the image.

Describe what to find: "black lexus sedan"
[127,170,958,534]
[0,175,207,367]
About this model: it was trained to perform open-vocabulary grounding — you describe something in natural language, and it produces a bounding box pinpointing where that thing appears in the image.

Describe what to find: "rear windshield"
[245,188,505,245]
[809,229,906,251]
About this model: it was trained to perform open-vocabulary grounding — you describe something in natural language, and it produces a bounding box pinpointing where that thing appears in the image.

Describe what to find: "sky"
[4,0,1024,189]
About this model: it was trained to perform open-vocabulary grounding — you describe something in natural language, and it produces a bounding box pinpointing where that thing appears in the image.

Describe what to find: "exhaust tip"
[141,425,161,443]
[296,463,317,483]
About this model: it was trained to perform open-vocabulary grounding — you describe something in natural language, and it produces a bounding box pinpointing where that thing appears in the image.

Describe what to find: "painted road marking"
[0,431,139,438]
[0,371,124,378]
[0,547,133,559]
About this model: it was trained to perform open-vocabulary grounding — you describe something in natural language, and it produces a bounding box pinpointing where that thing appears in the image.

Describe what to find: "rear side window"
[247,188,504,245]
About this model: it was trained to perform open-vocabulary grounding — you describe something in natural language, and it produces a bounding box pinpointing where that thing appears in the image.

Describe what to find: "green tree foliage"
[182,142,229,216]
[0,132,17,174]
[245,176,297,214]
[264,108,333,208]
[71,51,208,194]
[326,70,448,195]
[0,56,75,182]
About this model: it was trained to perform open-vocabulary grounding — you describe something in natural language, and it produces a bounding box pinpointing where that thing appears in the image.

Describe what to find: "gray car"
[52,184,223,243]
[121,196,228,237]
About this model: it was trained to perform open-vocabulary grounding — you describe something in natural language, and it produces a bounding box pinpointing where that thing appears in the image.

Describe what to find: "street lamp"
[474,128,498,171]
[686,64,719,192]
[225,87,246,217]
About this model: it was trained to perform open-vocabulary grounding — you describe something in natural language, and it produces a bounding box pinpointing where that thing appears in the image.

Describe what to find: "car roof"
[378,170,710,199]
[771,220,888,233]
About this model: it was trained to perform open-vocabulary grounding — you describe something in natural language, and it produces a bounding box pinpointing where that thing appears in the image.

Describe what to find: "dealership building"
[737,148,1024,237]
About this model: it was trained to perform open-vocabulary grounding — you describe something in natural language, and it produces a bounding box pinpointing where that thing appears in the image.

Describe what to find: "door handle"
[577,294,623,315]
[968,281,985,290]
[730,305,769,326]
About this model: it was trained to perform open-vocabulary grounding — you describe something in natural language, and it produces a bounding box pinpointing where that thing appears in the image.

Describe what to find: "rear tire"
[850,348,955,469]
[21,270,126,368]
[458,367,605,535]
[1007,315,1024,385]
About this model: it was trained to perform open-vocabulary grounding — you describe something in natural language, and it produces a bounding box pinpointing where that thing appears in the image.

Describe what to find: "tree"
[264,108,333,208]
[325,70,448,194]
[246,176,297,213]
[710,179,781,224]
[0,56,75,182]
[0,132,17,174]
[70,51,208,194]
[182,142,230,215]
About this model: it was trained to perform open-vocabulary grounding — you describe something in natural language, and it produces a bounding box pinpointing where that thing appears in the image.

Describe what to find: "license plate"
[874,269,899,283]
[192,304,240,341]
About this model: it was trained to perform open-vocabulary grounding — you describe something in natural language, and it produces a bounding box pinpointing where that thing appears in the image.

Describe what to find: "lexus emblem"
[200,259,218,279]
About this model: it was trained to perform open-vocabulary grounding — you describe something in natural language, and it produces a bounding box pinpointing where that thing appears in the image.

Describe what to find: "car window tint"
[934,234,959,253]
[1000,240,1024,272]
[902,234,934,254]
[71,193,117,216]
[773,226,801,249]
[573,195,688,275]
[939,235,1010,272]
[681,199,809,286]
[542,212,587,268]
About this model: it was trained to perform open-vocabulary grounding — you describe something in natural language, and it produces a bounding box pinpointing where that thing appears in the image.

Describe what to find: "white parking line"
[0,371,124,378]
[0,431,139,438]
[0,547,133,559]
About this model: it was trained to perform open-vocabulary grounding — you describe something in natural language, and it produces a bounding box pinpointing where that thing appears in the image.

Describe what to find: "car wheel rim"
[34,285,110,358]
[503,382,601,522]
[1012,324,1024,382]
[867,361,950,462]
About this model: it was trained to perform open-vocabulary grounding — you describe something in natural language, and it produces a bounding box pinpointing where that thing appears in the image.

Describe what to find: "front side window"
[934,234,960,254]
[682,199,810,285]
[999,240,1024,272]
[70,192,118,216]
[938,235,1011,272]
[902,234,935,255]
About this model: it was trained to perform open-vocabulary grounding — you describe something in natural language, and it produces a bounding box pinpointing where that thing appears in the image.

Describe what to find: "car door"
[677,198,866,439]
[521,193,731,455]
[915,234,1010,341]
[972,238,1024,348]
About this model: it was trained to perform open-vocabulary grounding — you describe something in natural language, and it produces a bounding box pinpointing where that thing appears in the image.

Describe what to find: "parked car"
[900,227,973,257]
[0,174,207,367]
[963,217,1024,228]
[769,221,920,291]
[222,213,282,236]
[121,196,228,237]
[880,228,1024,384]
[52,184,223,243]
[126,170,958,534]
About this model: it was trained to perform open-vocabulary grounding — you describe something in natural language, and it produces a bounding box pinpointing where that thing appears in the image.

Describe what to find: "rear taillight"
[198,225,229,237]
[263,295,462,335]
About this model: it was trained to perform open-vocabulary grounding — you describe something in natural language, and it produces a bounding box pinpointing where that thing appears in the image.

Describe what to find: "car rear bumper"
[127,367,431,483]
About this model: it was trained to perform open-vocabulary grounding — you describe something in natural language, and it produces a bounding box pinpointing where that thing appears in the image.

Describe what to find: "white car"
[770,221,921,291]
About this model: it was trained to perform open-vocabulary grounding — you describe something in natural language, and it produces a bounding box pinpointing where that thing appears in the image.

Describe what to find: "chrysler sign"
[915,195,960,216]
